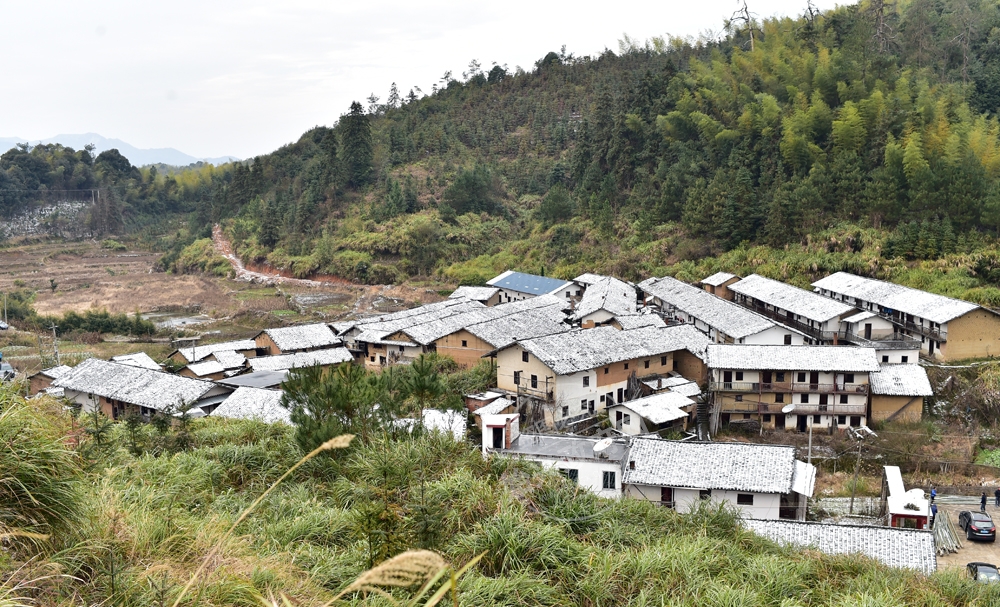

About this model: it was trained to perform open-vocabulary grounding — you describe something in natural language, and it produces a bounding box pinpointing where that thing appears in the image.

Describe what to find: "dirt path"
[212,225,335,288]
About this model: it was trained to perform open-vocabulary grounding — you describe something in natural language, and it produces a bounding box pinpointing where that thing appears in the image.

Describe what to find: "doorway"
[797,415,807,432]
[492,427,504,449]
[775,414,786,430]
[864,323,872,339]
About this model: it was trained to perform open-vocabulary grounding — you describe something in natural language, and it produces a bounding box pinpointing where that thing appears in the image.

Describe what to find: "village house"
[727,274,859,344]
[53,358,232,420]
[607,391,694,435]
[494,324,712,427]
[840,310,920,363]
[217,370,288,390]
[639,276,809,346]
[28,364,72,395]
[698,271,740,300]
[706,344,880,433]
[448,285,502,306]
[743,519,936,574]
[248,347,354,373]
[812,271,1000,361]
[179,360,228,381]
[610,314,666,331]
[255,323,342,356]
[486,270,577,303]
[211,386,290,425]
[471,397,516,429]
[882,465,930,530]
[869,364,933,424]
[480,412,628,499]
[110,352,162,370]
[570,276,637,327]
[167,338,257,365]
[623,438,815,520]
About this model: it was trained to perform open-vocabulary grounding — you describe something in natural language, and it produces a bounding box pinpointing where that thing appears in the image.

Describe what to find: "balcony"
[710,381,869,395]
[717,400,866,415]
[734,299,849,343]
[845,332,921,350]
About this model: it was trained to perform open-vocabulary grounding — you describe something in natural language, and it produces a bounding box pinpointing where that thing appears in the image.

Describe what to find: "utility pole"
[50,324,60,365]
[3,292,7,325]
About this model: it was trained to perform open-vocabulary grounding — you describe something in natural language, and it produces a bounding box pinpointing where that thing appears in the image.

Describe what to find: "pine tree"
[341,101,373,188]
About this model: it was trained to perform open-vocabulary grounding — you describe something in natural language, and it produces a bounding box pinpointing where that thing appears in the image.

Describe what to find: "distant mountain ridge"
[0,133,238,167]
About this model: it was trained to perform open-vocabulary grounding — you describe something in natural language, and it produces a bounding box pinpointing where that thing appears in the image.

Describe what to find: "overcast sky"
[0,0,840,160]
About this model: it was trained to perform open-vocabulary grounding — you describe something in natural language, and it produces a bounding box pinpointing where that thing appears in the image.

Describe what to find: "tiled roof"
[614,314,667,330]
[185,360,225,377]
[486,270,573,296]
[513,325,708,375]
[466,307,569,350]
[623,438,813,495]
[812,272,981,325]
[706,344,880,372]
[402,295,567,346]
[212,350,247,370]
[449,286,500,301]
[248,348,354,372]
[212,387,290,424]
[110,352,161,370]
[612,392,693,424]
[842,311,877,324]
[641,276,776,339]
[472,397,515,416]
[743,519,936,574]
[343,299,485,343]
[262,323,341,352]
[217,370,288,389]
[642,376,702,398]
[729,274,856,323]
[573,272,610,286]
[701,271,738,286]
[572,276,637,320]
[174,339,257,363]
[39,365,72,379]
[870,364,933,396]
[54,358,217,411]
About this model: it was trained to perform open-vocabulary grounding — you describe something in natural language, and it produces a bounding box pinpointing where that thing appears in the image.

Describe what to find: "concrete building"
[607,391,694,435]
[813,271,1000,361]
[706,344,880,432]
[728,274,858,344]
[623,438,815,520]
[486,270,577,303]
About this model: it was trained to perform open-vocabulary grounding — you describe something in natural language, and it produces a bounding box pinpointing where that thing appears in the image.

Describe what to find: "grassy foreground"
[2,383,998,606]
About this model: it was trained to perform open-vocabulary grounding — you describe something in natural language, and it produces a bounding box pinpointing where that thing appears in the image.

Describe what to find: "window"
[399,346,405,352]
[844,374,855,383]
[461,340,467,347]
[797,372,806,382]
[813,415,821,424]
[624,363,629,370]
[838,415,847,425]
[582,376,590,387]
[581,399,588,410]
[850,415,862,427]
[522,351,529,363]
[840,394,848,404]
[562,405,569,417]
[514,371,520,385]
[673,360,678,371]
[589,400,594,411]
[735,395,743,402]
[735,372,744,381]
[370,356,375,362]
[819,394,828,405]
[602,471,616,489]
[784,334,792,345]
[604,367,609,374]
[530,375,538,389]
[901,356,909,363]
[699,490,712,500]
[800,394,809,403]
[775,393,784,403]
[623,414,631,425]
[562,469,579,483]
[644,360,650,369]
[763,414,771,422]
[776,372,785,382]
[576,290,582,296]
[661,356,667,366]
[736,494,754,506]
[599,395,605,402]
[882,355,889,363]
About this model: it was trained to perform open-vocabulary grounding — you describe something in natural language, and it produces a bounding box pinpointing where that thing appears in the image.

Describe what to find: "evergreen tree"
[341,101,373,188]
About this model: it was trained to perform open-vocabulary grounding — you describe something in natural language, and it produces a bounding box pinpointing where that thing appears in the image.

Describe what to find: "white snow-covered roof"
[185,360,225,377]
[706,344,880,372]
[248,348,354,372]
[174,339,257,363]
[465,306,569,350]
[842,310,877,324]
[38,365,72,379]
[212,350,247,370]
[449,286,500,302]
[343,299,486,344]
[812,272,981,325]
[400,295,567,346]
[641,276,777,339]
[642,376,702,398]
[573,272,609,286]
[572,276,637,320]
[614,314,667,330]
[729,274,856,323]
[472,397,515,417]
[623,438,814,496]
[54,358,219,411]
[743,519,936,574]
[261,323,342,352]
[512,325,710,375]
[612,392,693,424]
[870,364,933,396]
[212,387,290,424]
[110,352,161,370]
[701,271,737,286]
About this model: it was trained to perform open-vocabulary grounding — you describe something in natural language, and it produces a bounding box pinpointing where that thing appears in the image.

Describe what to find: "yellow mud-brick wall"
[941,309,1000,361]
[436,329,494,368]
[870,395,923,423]
[673,350,708,383]
[255,332,282,355]
[596,353,672,388]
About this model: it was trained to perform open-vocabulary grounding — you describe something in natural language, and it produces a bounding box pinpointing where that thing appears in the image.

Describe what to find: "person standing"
[982,492,988,512]
[930,503,938,528]
[994,487,1000,507]
[930,486,937,503]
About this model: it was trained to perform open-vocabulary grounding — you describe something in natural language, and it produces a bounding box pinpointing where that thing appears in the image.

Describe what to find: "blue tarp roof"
[489,271,572,295]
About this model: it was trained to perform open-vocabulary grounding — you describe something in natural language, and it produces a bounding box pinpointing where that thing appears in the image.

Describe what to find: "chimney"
[629,460,635,470]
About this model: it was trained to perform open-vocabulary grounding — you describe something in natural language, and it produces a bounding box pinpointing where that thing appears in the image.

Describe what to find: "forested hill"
[16,0,1000,303]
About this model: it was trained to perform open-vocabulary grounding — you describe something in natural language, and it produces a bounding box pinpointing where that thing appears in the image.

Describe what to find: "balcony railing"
[717,401,866,415]
[710,381,869,395]
[734,299,849,342]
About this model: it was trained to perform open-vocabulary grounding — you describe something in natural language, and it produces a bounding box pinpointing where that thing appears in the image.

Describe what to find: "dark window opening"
[736,493,754,506]
[530,375,538,389]
[602,471,616,489]
[514,371,520,385]
[522,351,529,363]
